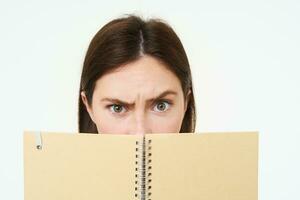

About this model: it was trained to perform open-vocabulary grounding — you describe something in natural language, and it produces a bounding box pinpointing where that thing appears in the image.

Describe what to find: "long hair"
[78,14,196,133]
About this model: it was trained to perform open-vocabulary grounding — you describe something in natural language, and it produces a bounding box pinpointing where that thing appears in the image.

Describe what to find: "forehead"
[94,56,182,96]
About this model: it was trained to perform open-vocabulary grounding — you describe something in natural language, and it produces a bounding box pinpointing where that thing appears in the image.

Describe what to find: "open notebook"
[23,131,258,200]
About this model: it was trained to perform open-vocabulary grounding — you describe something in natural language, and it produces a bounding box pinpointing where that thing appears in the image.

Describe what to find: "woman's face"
[81,55,190,135]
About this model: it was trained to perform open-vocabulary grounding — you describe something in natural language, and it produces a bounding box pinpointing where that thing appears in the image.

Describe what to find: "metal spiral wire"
[134,136,152,200]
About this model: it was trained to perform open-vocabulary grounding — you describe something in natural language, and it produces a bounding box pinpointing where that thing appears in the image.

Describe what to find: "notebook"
[23,131,258,200]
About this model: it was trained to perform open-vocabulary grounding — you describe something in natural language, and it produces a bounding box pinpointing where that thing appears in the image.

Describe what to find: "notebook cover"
[147,132,258,200]
[24,131,258,200]
[23,131,139,200]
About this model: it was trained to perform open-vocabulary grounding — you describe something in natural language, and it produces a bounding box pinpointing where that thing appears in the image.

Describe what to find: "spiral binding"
[146,138,152,200]
[134,136,152,200]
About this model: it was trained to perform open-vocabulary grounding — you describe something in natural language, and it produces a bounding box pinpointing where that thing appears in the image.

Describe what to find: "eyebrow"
[100,90,178,107]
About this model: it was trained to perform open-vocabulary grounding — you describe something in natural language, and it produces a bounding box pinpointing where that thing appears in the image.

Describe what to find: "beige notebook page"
[23,131,139,200]
[147,132,258,200]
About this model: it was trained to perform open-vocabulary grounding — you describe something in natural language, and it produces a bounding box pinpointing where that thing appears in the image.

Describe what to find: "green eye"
[154,101,170,112]
[110,104,124,113]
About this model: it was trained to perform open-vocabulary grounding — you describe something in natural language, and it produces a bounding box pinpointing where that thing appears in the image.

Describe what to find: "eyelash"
[106,100,173,115]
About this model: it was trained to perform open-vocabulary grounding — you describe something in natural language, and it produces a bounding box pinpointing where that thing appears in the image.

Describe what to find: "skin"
[81,55,190,135]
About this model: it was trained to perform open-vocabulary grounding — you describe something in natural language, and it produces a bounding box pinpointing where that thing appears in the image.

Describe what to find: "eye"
[153,101,171,112]
[108,104,126,114]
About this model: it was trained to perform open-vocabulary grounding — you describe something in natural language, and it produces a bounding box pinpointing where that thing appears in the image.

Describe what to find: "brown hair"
[78,14,196,133]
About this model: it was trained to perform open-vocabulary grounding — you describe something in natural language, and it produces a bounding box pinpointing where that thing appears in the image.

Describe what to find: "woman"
[78,14,196,134]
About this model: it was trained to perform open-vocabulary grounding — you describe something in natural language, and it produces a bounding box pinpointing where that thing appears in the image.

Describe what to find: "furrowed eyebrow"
[100,90,178,107]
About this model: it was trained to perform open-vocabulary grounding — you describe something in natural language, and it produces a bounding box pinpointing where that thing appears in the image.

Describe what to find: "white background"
[0,0,299,199]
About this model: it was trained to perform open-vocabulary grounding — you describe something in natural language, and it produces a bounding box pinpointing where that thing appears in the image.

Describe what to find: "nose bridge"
[130,109,151,135]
